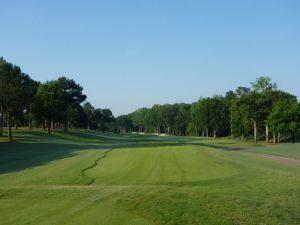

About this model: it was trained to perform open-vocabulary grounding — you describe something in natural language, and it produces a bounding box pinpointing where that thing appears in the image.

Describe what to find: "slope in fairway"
[88,146,238,185]
[0,130,300,225]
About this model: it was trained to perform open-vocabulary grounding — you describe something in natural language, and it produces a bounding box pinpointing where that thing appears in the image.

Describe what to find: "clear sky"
[1,0,299,115]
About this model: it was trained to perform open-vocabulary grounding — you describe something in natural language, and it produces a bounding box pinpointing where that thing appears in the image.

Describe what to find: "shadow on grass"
[0,130,253,175]
[0,140,109,175]
[113,139,251,151]
[0,140,229,175]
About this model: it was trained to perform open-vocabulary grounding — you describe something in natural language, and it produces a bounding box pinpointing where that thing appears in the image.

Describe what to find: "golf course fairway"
[0,130,299,225]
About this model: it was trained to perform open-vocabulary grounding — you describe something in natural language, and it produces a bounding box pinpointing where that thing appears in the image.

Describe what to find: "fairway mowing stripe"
[0,184,171,191]
[81,147,114,185]
[172,151,186,182]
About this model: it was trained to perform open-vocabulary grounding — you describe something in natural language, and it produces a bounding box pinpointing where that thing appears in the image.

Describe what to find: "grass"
[0,130,299,225]
[243,143,300,160]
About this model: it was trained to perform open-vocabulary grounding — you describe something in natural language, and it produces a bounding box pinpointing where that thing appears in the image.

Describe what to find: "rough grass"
[243,143,300,160]
[0,130,299,225]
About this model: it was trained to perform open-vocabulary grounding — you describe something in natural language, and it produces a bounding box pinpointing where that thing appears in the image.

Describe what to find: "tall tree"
[100,109,114,132]
[225,91,237,138]
[116,115,134,133]
[132,108,148,133]
[151,105,164,134]
[174,103,191,136]
[197,98,211,137]
[23,77,39,130]
[231,87,252,141]
[57,77,87,131]
[209,96,230,139]
[0,58,36,140]
[34,80,65,134]
[83,102,95,129]
[67,104,87,130]
[268,99,300,144]
[251,76,277,143]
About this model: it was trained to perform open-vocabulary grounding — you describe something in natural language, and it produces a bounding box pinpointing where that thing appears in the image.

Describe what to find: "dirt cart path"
[245,152,300,168]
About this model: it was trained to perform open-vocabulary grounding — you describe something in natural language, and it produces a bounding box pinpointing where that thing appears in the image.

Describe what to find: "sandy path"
[245,152,300,168]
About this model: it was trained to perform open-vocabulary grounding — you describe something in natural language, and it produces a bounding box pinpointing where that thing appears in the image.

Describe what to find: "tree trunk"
[28,105,32,131]
[254,120,257,143]
[206,127,208,138]
[29,119,32,131]
[242,134,244,142]
[48,121,51,134]
[0,104,3,137]
[277,132,280,144]
[213,130,216,140]
[265,125,269,143]
[42,121,46,131]
[64,121,68,131]
[230,110,233,138]
[202,129,204,137]
[273,133,276,144]
[291,131,295,144]
[7,111,13,141]
[0,116,2,137]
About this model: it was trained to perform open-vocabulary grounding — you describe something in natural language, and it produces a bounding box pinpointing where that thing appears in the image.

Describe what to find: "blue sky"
[1,0,299,115]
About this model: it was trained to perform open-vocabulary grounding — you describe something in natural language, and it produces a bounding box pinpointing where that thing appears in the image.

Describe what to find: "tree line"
[0,57,114,141]
[1,57,299,143]
[116,77,300,144]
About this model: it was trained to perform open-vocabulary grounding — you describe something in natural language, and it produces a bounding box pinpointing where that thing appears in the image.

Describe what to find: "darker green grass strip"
[81,148,114,185]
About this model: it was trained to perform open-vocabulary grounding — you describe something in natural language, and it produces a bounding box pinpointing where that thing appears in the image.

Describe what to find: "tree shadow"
[0,139,110,175]
[0,130,252,175]
[113,139,250,151]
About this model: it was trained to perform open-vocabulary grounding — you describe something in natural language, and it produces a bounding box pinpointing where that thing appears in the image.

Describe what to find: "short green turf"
[0,130,299,225]
[243,143,300,159]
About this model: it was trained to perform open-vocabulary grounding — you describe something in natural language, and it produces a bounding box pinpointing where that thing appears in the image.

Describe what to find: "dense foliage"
[0,57,115,140]
[1,57,299,143]
[117,77,300,143]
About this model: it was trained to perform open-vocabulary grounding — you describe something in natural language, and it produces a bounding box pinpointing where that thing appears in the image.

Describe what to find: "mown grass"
[243,143,300,159]
[0,130,299,225]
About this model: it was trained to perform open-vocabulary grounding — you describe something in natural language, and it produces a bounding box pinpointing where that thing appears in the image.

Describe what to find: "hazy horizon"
[1,0,299,115]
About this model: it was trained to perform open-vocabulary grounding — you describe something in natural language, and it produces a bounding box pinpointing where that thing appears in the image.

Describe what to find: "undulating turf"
[0,130,299,225]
